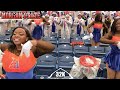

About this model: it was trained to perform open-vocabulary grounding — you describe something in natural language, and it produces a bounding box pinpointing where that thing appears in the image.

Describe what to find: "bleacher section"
[1,29,109,79]
[34,33,109,79]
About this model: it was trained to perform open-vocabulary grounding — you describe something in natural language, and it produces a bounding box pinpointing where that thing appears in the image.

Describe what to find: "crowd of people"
[0,11,120,79]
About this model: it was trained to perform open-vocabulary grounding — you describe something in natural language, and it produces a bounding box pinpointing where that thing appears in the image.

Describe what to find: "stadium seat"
[97,63,106,78]
[83,39,91,46]
[58,38,70,45]
[104,46,111,53]
[34,54,57,76]
[4,35,11,43]
[102,68,107,78]
[99,43,109,47]
[50,46,58,57]
[50,33,57,38]
[74,45,90,57]
[5,29,13,35]
[71,36,83,42]
[35,75,49,79]
[57,44,73,57]
[0,35,5,41]
[57,55,74,73]
[42,36,57,45]
[89,46,106,58]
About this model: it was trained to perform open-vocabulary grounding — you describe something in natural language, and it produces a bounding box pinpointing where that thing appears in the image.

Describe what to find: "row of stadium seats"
[51,44,110,58]
[42,35,109,47]
[33,54,107,79]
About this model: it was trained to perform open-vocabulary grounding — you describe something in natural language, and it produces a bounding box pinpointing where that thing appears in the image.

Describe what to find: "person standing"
[100,18,120,79]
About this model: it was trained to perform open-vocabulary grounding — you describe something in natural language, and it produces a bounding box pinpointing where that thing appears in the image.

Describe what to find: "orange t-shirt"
[2,50,36,73]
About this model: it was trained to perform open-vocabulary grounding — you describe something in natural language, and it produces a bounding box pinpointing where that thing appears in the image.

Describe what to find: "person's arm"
[100,31,117,44]
[103,22,109,30]
[87,21,94,33]
[103,22,111,32]
[31,40,55,57]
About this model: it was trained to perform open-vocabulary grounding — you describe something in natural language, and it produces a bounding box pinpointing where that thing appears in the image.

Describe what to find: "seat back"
[74,45,90,57]
[89,46,105,58]
[35,54,57,76]
[58,44,73,56]
[58,38,70,45]
[58,55,74,72]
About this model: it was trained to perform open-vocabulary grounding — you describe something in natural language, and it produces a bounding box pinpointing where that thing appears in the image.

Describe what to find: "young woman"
[87,13,108,46]
[0,26,55,79]
[100,18,120,79]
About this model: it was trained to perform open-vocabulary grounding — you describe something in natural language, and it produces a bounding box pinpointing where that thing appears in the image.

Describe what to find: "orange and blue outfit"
[104,36,120,71]
[32,19,43,40]
[2,50,36,79]
[92,23,103,43]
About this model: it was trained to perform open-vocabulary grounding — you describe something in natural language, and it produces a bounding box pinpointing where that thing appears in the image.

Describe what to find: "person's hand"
[20,41,33,57]
[90,33,93,39]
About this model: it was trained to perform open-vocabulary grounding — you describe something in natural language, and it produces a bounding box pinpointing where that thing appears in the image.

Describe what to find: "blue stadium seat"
[4,35,11,43]
[89,46,106,58]
[5,29,13,35]
[104,46,111,53]
[97,63,106,78]
[102,68,107,78]
[50,46,58,57]
[83,39,91,46]
[74,45,90,57]
[97,69,107,78]
[71,36,83,42]
[57,55,74,72]
[35,54,57,76]
[0,35,5,41]
[100,43,109,47]
[100,63,106,69]
[42,36,57,45]
[58,38,70,45]
[35,75,49,79]
[50,33,57,38]
[58,44,73,57]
